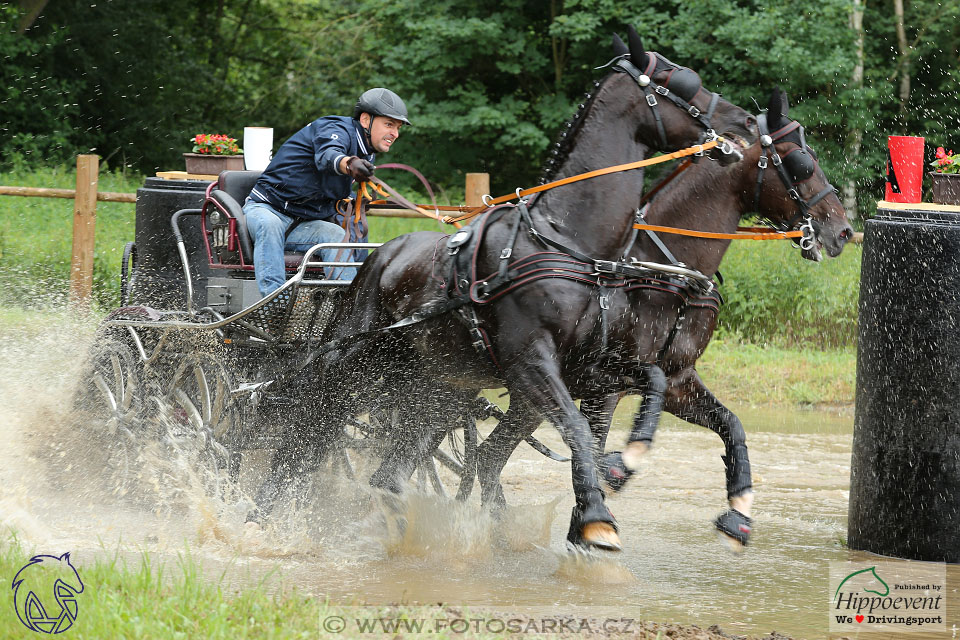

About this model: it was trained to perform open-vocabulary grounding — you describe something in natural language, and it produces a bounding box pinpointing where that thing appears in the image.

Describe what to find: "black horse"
[252,27,761,551]
[474,88,855,549]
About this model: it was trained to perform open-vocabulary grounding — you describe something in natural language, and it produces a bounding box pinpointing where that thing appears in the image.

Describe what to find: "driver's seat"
[202,170,260,269]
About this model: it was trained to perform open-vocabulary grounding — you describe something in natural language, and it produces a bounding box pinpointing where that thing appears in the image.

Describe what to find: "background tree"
[3,0,960,218]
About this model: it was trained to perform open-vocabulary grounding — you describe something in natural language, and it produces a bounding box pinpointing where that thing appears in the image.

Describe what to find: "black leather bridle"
[753,113,838,251]
[598,53,739,158]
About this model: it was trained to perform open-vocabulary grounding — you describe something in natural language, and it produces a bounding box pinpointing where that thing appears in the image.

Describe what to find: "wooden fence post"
[69,154,99,306]
[465,173,489,208]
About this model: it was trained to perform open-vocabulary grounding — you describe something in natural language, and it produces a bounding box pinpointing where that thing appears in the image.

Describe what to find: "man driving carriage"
[242,88,411,296]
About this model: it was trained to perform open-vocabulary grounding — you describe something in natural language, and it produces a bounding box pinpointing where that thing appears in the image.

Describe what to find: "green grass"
[715,239,862,348]
[0,533,763,639]
[695,338,856,407]
[0,534,480,640]
[0,165,142,309]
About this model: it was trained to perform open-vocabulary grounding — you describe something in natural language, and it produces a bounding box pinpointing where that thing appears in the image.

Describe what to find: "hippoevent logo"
[829,560,945,633]
[11,553,84,634]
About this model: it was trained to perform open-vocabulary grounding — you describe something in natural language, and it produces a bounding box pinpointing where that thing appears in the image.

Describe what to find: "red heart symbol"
[855,615,864,623]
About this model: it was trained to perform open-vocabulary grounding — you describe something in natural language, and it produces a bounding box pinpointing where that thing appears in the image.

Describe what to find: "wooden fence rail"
[0,185,136,203]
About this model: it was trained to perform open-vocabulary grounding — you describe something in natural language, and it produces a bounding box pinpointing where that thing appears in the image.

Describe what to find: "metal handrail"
[105,241,383,332]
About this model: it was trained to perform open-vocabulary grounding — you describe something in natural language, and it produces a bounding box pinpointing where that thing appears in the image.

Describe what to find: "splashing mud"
[5,307,953,639]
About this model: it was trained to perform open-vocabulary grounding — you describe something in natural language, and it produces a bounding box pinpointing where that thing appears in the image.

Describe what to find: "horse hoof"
[581,522,622,552]
[714,508,752,552]
[598,451,634,492]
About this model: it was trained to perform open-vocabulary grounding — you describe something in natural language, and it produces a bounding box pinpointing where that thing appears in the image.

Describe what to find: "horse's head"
[609,26,757,165]
[750,88,854,261]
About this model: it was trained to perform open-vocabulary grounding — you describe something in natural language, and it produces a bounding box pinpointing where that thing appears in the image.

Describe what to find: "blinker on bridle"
[753,113,838,251]
[598,52,737,158]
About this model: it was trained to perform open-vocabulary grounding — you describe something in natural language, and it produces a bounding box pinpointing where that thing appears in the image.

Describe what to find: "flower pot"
[929,172,960,206]
[183,153,245,176]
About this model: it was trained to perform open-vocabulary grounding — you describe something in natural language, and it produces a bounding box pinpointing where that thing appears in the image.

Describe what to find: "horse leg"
[579,393,620,454]
[596,364,667,492]
[664,367,753,550]
[475,401,540,510]
[246,421,331,525]
[504,346,620,551]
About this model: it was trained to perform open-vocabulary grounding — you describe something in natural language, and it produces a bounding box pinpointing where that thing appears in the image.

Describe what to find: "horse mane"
[537,77,606,185]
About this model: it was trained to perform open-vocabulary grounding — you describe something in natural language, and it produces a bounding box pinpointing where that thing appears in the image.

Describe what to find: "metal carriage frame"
[77,171,483,499]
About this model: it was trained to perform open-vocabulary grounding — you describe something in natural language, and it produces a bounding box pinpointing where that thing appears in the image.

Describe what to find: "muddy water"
[1,314,956,639]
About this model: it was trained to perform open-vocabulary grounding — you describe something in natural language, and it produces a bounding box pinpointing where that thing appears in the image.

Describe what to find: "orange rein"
[632,223,802,240]
[368,137,803,242]
[441,138,721,224]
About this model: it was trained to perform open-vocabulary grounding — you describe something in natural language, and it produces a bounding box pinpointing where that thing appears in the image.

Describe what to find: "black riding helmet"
[353,88,412,126]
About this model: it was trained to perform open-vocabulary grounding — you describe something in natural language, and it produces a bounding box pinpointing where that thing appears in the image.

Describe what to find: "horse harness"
[602,51,739,158]
[425,50,739,369]
[753,114,837,251]
[443,197,721,370]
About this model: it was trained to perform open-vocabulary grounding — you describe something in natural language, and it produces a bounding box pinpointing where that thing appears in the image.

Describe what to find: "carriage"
[76,25,856,553]
[75,169,490,498]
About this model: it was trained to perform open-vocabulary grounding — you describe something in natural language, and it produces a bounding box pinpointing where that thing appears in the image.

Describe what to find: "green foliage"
[4,0,960,216]
[5,0,372,173]
[716,239,862,348]
[0,5,84,166]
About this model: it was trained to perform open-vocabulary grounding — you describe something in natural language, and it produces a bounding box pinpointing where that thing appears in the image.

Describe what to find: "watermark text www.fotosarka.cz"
[320,608,640,635]
[830,560,946,634]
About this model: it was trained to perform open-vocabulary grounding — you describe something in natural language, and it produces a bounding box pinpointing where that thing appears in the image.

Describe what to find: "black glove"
[345,156,375,181]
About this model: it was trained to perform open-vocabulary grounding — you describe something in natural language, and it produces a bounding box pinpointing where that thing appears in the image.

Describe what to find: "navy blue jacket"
[248,116,374,221]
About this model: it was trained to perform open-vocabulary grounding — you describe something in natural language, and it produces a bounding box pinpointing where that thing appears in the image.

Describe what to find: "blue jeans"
[242,201,358,297]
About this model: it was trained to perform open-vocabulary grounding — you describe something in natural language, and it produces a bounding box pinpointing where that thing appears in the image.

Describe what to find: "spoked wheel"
[425,417,478,501]
[75,335,145,490]
[164,354,242,495]
[342,405,479,501]
[339,405,397,484]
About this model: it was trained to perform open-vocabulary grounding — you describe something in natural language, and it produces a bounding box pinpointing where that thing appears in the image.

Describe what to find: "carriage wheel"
[164,354,242,494]
[429,416,478,501]
[120,241,137,305]
[76,335,144,489]
[342,406,478,500]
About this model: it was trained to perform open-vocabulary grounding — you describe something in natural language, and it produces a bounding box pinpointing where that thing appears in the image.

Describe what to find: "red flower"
[936,146,946,158]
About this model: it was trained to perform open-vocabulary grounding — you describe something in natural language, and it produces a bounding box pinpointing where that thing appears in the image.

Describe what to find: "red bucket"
[885,135,925,203]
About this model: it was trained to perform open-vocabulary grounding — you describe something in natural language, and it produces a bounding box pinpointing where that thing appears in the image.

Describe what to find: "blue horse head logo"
[11,553,84,634]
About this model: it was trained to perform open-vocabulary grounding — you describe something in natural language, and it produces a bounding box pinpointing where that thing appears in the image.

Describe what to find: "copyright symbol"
[323,616,346,633]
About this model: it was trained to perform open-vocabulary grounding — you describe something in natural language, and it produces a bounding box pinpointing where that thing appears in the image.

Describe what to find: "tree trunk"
[550,0,566,90]
[843,0,866,220]
[16,0,50,33]
[893,0,911,112]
